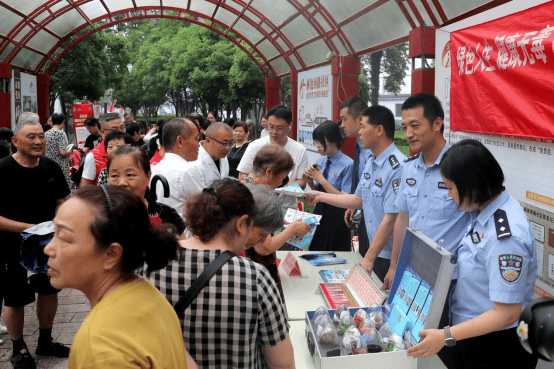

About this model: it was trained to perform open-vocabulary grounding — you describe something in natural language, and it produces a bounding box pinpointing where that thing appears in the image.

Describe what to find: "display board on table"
[436,0,554,298]
[297,65,333,154]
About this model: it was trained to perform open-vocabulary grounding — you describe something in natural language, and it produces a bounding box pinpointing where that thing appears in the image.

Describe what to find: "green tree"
[361,43,409,106]
[49,30,130,115]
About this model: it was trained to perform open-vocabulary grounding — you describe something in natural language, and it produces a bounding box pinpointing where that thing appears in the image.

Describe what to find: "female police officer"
[407,139,538,368]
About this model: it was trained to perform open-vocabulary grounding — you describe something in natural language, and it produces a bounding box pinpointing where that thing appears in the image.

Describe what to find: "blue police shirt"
[315,150,353,193]
[355,143,405,259]
[395,143,471,278]
[357,140,373,181]
[451,191,537,328]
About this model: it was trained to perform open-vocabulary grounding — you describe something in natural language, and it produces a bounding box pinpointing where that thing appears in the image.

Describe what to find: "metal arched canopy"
[0,0,511,78]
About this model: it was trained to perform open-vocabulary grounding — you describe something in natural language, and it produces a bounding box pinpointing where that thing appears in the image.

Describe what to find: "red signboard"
[450,1,554,139]
[72,104,93,149]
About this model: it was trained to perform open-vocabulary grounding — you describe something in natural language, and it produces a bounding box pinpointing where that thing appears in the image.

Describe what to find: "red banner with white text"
[450,1,554,139]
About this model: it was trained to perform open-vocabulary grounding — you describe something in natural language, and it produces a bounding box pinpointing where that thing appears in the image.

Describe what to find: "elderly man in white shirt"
[150,117,200,217]
[183,122,233,198]
[237,106,309,189]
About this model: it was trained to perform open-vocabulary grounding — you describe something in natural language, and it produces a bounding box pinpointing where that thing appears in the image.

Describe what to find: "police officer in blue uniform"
[305,106,404,282]
[390,94,471,351]
[407,139,538,369]
[338,97,373,255]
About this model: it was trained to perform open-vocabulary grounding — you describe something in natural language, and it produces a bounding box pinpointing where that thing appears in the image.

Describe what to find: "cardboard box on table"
[304,228,455,369]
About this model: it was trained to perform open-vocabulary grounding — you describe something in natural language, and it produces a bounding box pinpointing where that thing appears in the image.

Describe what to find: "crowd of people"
[0,93,539,369]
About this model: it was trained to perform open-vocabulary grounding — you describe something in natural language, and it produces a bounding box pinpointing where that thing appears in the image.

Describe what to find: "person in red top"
[81,113,125,186]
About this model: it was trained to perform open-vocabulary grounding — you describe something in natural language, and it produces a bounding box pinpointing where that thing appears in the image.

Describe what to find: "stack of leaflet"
[281,208,322,250]
[387,267,432,341]
[274,183,315,198]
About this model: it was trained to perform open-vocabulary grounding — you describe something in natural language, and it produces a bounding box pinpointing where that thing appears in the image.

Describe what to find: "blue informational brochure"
[388,304,410,336]
[411,289,434,342]
[392,268,421,315]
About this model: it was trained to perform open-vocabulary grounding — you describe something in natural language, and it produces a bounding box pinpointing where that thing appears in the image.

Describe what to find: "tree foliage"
[361,43,409,105]
[49,30,130,114]
[113,19,265,122]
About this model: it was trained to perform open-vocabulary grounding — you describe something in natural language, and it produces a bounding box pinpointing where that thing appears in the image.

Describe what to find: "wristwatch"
[444,326,457,347]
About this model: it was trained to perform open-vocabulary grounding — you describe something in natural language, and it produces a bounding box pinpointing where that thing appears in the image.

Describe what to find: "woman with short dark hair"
[96,131,133,186]
[44,186,196,368]
[145,178,294,369]
[227,121,250,178]
[407,139,538,369]
[303,121,353,251]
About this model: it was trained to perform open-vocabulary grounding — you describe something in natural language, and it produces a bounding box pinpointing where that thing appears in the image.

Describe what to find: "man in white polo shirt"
[238,105,309,190]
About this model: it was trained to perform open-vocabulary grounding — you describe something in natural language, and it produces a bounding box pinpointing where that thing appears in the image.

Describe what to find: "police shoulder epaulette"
[388,155,400,169]
[494,209,512,240]
[404,152,420,162]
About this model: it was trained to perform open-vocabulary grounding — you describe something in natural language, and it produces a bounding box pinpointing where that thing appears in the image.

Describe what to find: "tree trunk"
[370,50,383,106]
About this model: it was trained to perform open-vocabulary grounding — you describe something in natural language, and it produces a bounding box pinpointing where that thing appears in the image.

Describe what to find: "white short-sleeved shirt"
[82,152,97,181]
[150,153,196,217]
[182,145,229,199]
[236,136,309,181]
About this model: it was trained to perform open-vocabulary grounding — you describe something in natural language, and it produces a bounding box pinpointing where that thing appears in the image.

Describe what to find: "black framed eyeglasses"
[208,136,233,148]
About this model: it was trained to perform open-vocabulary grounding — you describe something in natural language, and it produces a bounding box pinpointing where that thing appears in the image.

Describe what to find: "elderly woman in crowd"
[145,178,294,369]
[107,145,186,236]
[44,186,197,368]
[243,144,310,297]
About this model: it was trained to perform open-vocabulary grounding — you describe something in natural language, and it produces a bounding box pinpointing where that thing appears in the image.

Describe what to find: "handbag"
[173,250,235,316]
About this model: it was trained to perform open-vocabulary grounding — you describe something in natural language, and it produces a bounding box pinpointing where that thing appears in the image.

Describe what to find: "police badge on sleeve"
[498,254,523,284]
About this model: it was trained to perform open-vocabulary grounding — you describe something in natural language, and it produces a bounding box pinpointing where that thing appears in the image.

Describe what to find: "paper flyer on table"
[279,208,322,250]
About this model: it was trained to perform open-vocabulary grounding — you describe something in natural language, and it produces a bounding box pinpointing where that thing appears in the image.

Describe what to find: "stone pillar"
[36,73,51,124]
[265,77,281,113]
[289,70,298,140]
[0,62,12,129]
[331,55,360,159]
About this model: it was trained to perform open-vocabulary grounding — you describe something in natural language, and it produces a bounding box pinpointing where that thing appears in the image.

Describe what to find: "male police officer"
[389,94,471,363]
[306,106,404,282]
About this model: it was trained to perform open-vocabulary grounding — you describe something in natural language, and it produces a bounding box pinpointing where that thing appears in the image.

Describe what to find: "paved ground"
[0,289,90,369]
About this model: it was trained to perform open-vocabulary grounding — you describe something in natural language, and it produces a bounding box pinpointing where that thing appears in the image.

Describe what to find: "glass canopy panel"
[33,10,51,24]
[79,1,109,22]
[296,39,328,67]
[260,22,272,34]
[249,0,297,27]
[410,0,435,27]
[188,0,217,17]
[275,37,289,53]
[3,0,39,15]
[244,10,260,24]
[331,36,349,56]
[135,0,155,7]
[225,1,243,13]
[13,25,32,43]
[0,43,15,61]
[281,15,318,47]
[269,56,289,76]
[437,0,490,19]
[289,53,302,70]
[234,18,264,44]
[12,47,41,70]
[314,13,332,33]
[26,30,59,54]
[0,13,23,36]
[49,1,69,14]
[103,0,135,13]
[257,38,279,60]
[47,9,84,36]
[213,7,236,26]
[319,0,380,25]
[341,0,409,52]
[163,0,188,8]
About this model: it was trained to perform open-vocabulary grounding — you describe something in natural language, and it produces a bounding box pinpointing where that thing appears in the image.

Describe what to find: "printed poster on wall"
[297,65,333,152]
[436,1,554,298]
[72,104,94,149]
[13,70,21,124]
